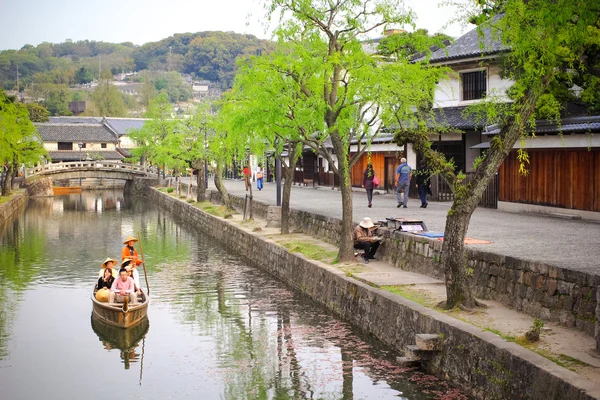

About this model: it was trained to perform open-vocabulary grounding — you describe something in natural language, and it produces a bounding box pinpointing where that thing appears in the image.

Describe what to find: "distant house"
[36,121,123,163]
[101,117,148,158]
[44,116,148,160]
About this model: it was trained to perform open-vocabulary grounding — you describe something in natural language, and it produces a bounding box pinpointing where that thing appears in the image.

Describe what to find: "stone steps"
[396,333,442,366]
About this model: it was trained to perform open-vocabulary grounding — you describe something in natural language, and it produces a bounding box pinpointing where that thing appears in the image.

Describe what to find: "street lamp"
[78,142,83,187]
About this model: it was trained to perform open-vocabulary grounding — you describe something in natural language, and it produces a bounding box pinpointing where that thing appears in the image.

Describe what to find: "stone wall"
[146,187,600,400]
[182,183,599,338]
[0,192,27,227]
[377,229,598,336]
[24,177,53,197]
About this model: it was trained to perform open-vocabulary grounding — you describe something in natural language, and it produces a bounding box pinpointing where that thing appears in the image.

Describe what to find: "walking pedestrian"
[395,157,412,208]
[415,160,431,208]
[256,163,264,191]
[362,162,375,208]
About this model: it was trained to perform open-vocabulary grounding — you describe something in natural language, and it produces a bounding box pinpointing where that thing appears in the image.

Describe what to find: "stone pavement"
[184,177,600,274]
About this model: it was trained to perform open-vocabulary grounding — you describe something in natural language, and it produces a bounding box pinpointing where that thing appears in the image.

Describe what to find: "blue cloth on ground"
[417,232,444,238]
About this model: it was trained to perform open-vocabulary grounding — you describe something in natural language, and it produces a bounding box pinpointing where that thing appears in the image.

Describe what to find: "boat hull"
[91,288,149,328]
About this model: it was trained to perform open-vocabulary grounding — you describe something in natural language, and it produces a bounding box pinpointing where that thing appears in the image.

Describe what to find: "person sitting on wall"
[353,217,381,264]
[109,268,138,304]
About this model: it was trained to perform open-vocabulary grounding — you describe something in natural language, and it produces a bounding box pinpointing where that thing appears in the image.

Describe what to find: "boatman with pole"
[122,236,143,291]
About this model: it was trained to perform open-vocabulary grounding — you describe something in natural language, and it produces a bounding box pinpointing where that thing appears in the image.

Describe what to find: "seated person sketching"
[109,268,138,304]
[353,217,381,264]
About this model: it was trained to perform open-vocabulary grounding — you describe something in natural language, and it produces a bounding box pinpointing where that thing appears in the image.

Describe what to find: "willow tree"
[0,90,47,196]
[392,0,599,309]
[263,0,443,261]
[219,45,324,233]
[129,93,177,179]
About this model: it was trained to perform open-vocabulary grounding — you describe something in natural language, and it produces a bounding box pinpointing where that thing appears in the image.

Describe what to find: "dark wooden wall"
[499,149,600,212]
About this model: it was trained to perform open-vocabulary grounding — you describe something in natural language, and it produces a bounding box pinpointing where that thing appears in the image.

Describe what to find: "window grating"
[461,70,487,100]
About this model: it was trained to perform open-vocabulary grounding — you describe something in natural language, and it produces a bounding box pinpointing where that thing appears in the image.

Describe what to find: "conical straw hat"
[123,235,138,245]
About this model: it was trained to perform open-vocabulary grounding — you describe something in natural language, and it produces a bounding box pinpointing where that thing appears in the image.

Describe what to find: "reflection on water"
[91,316,149,370]
[0,190,469,400]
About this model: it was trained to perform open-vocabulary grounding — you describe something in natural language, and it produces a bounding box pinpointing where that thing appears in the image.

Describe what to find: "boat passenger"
[97,267,115,290]
[121,236,143,289]
[109,268,138,304]
[122,261,142,296]
[98,258,118,278]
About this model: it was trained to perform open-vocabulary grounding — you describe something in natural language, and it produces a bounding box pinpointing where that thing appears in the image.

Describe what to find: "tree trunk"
[441,84,547,309]
[281,143,301,234]
[443,204,476,308]
[247,155,253,220]
[1,164,12,196]
[196,160,206,202]
[214,162,233,210]
[329,131,354,263]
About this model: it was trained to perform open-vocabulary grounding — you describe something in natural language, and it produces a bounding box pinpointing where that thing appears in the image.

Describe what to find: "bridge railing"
[26,161,153,177]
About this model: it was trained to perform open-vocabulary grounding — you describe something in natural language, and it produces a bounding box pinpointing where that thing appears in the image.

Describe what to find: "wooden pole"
[138,232,150,296]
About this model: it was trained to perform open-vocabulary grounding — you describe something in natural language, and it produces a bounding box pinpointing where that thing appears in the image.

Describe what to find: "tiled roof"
[430,106,488,130]
[48,116,102,124]
[36,123,119,142]
[47,150,124,162]
[485,116,600,135]
[429,16,508,63]
[103,118,148,136]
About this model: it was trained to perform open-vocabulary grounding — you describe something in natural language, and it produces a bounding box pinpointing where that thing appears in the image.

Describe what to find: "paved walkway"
[185,178,600,274]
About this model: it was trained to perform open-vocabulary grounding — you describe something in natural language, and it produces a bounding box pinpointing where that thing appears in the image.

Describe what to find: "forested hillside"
[0,32,274,91]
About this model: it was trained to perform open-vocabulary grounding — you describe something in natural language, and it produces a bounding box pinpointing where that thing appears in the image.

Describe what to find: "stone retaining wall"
[181,183,599,338]
[0,192,27,227]
[146,187,600,400]
[379,230,598,337]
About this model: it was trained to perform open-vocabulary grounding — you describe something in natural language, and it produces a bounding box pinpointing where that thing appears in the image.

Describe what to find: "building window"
[81,143,87,149]
[101,143,107,149]
[461,70,487,101]
[57,142,72,150]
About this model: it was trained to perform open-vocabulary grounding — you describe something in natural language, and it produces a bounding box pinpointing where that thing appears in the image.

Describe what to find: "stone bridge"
[25,161,160,197]
[26,161,154,181]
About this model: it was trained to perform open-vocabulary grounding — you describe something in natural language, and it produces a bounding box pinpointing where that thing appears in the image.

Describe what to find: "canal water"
[0,190,468,400]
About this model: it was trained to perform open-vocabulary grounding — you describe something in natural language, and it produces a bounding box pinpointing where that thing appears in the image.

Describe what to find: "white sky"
[0,0,469,51]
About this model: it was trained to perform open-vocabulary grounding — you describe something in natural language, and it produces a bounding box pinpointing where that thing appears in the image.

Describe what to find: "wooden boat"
[53,186,82,195]
[91,286,149,328]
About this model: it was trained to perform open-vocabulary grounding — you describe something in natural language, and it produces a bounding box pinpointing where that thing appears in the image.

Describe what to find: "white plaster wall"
[86,142,116,150]
[44,142,58,151]
[349,142,401,153]
[119,136,136,148]
[433,63,513,108]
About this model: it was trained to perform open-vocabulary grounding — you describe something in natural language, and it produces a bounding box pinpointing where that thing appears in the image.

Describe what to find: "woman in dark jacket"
[97,268,115,290]
[362,163,375,208]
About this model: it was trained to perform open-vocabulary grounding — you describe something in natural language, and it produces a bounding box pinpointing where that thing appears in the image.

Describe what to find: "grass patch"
[0,191,23,205]
[194,201,233,218]
[281,240,338,263]
[381,285,439,308]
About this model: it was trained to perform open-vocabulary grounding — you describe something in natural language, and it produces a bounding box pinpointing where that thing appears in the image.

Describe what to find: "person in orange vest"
[121,236,143,290]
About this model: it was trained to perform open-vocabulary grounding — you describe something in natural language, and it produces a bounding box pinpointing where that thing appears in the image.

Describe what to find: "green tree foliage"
[0,40,135,90]
[129,93,177,173]
[74,66,94,84]
[42,85,72,116]
[264,0,442,261]
[92,79,127,117]
[24,103,50,122]
[0,90,47,195]
[132,31,274,89]
[394,0,599,309]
